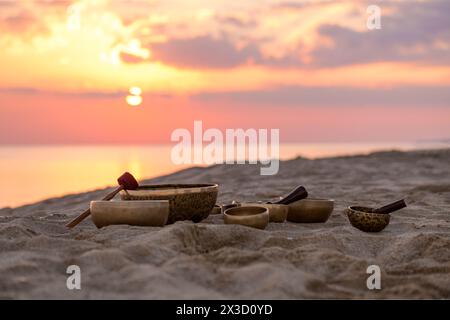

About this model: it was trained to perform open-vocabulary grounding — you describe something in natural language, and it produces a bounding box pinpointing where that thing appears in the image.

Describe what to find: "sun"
[126,94,142,106]
[126,86,143,106]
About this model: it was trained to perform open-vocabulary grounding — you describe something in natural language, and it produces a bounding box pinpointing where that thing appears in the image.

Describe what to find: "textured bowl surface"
[120,184,218,224]
[346,206,390,232]
[90,200,169,228]
[223,206,269,229]
[287,198,334,223]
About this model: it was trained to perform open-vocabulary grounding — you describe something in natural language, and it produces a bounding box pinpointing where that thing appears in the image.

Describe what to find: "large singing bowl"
[120,184,218,224]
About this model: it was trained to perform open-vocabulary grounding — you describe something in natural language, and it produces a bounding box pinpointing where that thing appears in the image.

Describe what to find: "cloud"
[142,34,303,69]
[120,51,148,64]
[0,86,174,99]
[313,0,450,66]
[0,0,69,36]
[271,1,307,11]
[149,35,262,69]
[215,13,257,28]
[0,9,48,34]
[0,86,124,98]
[120,0,450,69]
[193,85,450,107]
[2,0,450,73]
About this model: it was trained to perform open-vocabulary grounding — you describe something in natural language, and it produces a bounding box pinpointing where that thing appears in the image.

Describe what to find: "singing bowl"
[346,206,390,232]
[210,205,222,215]
[223,206,269,230]
[120,184,218,224]
[287,198,334,223]
[221,203,240,214]
[90,200,169,228]
[240,203,288,222]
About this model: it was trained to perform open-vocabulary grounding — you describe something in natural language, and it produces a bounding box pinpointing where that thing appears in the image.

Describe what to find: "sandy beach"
[1,149,449,299]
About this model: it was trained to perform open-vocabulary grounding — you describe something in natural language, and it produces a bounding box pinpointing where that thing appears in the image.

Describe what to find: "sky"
[1,0,450,144]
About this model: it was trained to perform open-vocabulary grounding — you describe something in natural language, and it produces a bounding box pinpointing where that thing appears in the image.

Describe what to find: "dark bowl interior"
[225,206,267,216]
[134,184,217,191]
[349,206,374,213]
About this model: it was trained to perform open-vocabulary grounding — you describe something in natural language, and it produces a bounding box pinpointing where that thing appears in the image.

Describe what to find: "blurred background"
[1,0,449,207]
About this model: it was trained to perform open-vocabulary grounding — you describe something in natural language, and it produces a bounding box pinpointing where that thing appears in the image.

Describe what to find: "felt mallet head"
[117,172,139,190]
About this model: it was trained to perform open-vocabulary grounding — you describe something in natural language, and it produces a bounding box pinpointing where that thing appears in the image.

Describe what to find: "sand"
[1,149,449,299]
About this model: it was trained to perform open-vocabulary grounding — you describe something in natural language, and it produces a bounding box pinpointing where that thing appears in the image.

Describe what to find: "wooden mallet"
[372,199,407,214]
[66,172,139,228]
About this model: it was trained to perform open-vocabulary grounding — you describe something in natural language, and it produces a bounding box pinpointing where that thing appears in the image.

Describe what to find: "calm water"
[0,142,448,208]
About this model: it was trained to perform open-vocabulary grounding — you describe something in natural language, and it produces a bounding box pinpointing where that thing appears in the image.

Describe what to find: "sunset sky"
[1,0,450,144]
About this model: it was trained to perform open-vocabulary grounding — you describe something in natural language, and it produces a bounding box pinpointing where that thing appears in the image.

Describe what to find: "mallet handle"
[65,186,124,228]
[373,199,407,214]
[270,186,308,205]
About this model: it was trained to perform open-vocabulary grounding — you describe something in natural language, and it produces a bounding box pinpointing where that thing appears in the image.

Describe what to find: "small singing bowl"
[241,203,288,223]
[223,206,269,230]
[210,205,222,215]
[346,206,390,232]
[287,198,334,223]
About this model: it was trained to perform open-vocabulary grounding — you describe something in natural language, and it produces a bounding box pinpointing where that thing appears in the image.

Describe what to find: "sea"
[0,142,448,208]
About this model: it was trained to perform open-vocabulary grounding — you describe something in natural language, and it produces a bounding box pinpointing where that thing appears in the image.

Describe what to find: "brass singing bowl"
[287,198,334,223]
[90,200,169,228]
[120,184,218,224]
[346,206,390,232]
[240,203,288,223]
[223,206,269,230]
